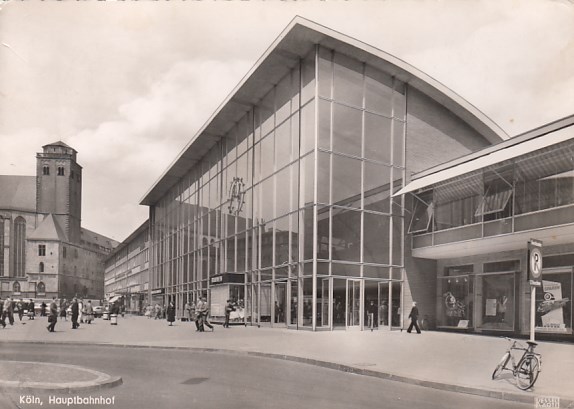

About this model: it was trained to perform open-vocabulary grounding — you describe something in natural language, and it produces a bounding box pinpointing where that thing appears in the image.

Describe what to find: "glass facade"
[149,46,406,329]
[410,139,574,241]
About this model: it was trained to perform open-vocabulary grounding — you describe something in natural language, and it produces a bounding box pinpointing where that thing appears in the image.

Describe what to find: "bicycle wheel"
[515,355,540,390]
[492,352,510,380]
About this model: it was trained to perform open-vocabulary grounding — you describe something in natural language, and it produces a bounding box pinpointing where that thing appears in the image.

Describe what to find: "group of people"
[0,297,37,328]
[147,297,239,332]
[47,297,97,332]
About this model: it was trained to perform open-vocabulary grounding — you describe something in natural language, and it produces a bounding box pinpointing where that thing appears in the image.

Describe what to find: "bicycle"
[491,336,542,390]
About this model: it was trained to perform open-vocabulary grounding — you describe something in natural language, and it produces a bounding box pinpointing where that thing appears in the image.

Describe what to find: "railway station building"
[131,17,573,338]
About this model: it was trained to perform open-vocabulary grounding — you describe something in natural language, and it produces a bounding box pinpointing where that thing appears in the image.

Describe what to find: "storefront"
[209,273,246,325]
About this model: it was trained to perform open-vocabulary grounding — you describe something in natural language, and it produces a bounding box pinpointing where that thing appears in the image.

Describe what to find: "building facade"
[0,142,117,301]
[103,221,150,314]
[399,115,574,340]
[137,18,515,331]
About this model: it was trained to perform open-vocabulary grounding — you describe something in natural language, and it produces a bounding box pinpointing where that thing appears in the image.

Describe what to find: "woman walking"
[166,301,176,326]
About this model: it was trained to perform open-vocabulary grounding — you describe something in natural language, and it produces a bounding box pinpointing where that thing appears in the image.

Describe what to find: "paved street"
[0,343,532,409]
[0,314,572,408]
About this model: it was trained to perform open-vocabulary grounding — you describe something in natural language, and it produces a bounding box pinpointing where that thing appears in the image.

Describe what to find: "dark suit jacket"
[408,306,419,320]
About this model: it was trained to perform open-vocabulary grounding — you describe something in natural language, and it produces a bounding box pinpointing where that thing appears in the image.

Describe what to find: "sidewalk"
[1,315,573,405]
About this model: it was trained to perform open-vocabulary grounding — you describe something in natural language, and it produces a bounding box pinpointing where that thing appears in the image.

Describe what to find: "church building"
[0,142,118,301]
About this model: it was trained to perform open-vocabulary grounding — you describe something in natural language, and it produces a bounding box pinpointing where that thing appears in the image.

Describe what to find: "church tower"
[36,141,82,243]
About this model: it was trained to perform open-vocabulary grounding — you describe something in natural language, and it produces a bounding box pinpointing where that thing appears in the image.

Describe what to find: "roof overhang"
[394,115,574,198]
[140,16,509,207]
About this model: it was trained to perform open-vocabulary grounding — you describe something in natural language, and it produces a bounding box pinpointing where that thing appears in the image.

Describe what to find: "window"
[39,262,44,273]
[43,166,50,175]
[408,191,434,234]
[13,281,21,293]
[63,247,67,258]
[475,189,512,217]
[39,244,46,256]
[37,282,46,294]
[57,166,65,176]
[14,217,26,277]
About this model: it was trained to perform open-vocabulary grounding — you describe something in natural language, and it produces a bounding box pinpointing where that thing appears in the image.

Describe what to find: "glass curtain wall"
[314,47,406,330]
[149,45,406,330]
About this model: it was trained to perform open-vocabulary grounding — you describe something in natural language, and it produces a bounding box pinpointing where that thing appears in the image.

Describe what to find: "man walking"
[195,297,213,332]
[407,301,421,334]
[47,297,58,332]
[4,296,14,326]
[71,298,80,329]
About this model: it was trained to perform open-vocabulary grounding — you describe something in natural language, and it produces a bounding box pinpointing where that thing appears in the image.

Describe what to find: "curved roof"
[141,16,508,206]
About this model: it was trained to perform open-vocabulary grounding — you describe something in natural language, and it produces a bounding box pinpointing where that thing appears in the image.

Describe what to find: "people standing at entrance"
[380,301,389,326]
[407,302,421,334]
[224,299,236,328]
[367,300,378,331]
[47,297,58,333]
[167,301,176,326]
[41,301,47,317]
[71,298,80,329]
[195,297,213,332]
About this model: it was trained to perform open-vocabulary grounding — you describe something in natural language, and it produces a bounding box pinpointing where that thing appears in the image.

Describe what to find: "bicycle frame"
[492,337,542,390]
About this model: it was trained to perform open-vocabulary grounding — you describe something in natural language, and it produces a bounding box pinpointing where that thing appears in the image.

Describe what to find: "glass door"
[347,279,361,328]
[274,282,287,326]
[378,282,390,330]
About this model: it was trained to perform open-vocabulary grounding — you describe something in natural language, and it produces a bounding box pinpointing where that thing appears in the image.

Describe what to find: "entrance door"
[274,282,287,326]
[347,279,361,328]
[378,282,390,329]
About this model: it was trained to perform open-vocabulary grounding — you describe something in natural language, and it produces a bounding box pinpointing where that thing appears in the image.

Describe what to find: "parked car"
[93,306,104,318]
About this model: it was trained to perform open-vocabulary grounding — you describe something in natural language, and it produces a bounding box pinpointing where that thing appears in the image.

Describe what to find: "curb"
[3,339,572,406]
[0,359,123,394]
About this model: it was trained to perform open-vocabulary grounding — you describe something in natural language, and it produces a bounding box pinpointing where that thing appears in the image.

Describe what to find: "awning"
[393,120,574,198]
[108,295,122,304]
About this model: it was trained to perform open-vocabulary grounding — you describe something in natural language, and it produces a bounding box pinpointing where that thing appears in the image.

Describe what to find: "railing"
[412,203,574,249]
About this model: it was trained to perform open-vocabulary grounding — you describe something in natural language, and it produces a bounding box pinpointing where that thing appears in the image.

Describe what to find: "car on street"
[93,306,104,318]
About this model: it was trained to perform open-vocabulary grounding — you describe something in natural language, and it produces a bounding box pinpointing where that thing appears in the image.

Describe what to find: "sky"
[1,0,573,242]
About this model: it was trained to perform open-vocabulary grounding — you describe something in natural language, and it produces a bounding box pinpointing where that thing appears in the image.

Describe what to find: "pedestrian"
[4,296,14,325]
[144,304,152,319]
[0,297,5,328]
[224,299,235,328]
[407,301,421,334]
[78,299,84,323]
[84,300,94,324]
[367,300,378,331]
[47,297,58,333]
[184,301,191,322]
[154,303,161,320]
[16,299,25,321]
[40,301,47,317]
[28,299,35,320]
[379,301,389,326]
[195,297,213,332]
[60,299,68,321]
[189,301,196,324]
[71,298,80,329]
[167,301,176,326]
